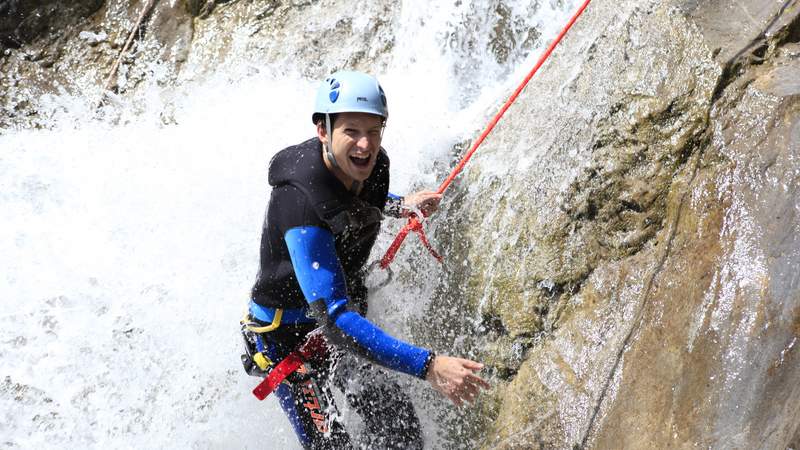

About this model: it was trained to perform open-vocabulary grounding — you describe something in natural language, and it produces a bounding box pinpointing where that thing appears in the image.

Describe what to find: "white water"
[1,1,576,448]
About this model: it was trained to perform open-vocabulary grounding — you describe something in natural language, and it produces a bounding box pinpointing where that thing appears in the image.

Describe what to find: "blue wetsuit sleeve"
[284,226,431,378]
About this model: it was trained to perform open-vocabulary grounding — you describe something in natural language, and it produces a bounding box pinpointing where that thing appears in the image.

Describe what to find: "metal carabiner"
[365,259,394,291]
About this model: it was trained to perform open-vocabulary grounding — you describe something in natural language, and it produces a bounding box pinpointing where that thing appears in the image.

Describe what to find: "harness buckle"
[240,329,271,377]
[253,352,273,371]
[240,312,279,378]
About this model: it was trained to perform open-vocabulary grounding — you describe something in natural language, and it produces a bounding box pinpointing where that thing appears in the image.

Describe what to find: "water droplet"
[312,261,320,270]
[300,229,307,234]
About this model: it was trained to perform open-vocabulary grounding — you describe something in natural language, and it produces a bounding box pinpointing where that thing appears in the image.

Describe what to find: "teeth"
[350,155,370,167]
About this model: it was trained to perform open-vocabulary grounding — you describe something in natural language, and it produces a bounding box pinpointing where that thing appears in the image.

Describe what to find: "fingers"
[415,190,439,197]
[421,193,443,204]
[460,379,481,401]
[466,372,492,389]
[461,359,484,370]
[464,373,488,394]
[405,191,443,213]
[465,372,491,392]
[424,193,443,201]
[448,376,485,406]
[427,356,492,407]
[420,194,442,215]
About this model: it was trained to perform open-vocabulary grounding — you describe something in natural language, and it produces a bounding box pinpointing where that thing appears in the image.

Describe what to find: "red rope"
[380,0,592,269]
[379,214,442,269]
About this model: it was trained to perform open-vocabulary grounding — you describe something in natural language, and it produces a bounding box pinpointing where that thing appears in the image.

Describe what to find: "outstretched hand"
[426,355,491,406]
[402,190,443,217]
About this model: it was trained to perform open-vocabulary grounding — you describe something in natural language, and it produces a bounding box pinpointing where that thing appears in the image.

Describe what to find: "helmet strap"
[324,113,340,170]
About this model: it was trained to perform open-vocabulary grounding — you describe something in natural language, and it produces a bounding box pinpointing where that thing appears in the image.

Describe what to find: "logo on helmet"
[328,78,341,103]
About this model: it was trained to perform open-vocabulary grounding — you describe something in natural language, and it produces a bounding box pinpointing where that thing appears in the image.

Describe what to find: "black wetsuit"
[248,138,430,449]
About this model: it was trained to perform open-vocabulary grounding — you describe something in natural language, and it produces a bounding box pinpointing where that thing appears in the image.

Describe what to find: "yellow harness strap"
[242,308,283,333]
[253,352,272,371]
[241,308,285,370]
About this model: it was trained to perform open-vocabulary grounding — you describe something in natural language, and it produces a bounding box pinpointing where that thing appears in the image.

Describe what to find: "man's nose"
[356,135,371,149]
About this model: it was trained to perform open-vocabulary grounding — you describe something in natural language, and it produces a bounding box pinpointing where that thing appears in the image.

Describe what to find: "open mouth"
[349,154,371,168]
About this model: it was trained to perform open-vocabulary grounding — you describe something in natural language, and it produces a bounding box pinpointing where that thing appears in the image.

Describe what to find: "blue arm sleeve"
[284,226,431,378]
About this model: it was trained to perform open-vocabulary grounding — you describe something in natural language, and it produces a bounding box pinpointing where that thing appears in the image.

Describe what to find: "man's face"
[318,112,384,183]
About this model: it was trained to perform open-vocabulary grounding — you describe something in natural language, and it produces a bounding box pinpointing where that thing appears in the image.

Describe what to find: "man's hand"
[426,355,491,406]
[402,190,443,217]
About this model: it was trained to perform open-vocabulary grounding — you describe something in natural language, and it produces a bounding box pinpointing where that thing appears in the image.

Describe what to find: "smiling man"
[242,71,489,449]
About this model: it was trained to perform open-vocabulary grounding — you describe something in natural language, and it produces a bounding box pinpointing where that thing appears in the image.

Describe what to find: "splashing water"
[0,1,578,447]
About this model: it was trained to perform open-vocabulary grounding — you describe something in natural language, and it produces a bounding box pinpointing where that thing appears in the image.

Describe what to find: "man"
[242,70,489,449]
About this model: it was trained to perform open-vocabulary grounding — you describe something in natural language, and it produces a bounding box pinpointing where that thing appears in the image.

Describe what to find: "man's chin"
[348,166,374,183]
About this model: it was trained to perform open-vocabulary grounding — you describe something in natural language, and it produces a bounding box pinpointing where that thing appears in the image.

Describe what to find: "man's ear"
[316,121,327,145]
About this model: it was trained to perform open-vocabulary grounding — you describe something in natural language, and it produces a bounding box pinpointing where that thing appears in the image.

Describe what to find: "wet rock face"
[1,0,106,127]
[0,0,195,128]
[0,0,103,49]
[180,0,399,82]
[590,60,800,448]
[422,0,800,448]
[0,0,401,128]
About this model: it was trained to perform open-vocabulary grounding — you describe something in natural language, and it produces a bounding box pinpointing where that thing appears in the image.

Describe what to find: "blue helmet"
[312,71,389,123]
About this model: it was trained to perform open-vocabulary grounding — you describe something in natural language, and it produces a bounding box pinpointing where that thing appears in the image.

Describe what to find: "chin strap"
[324,113,340,170]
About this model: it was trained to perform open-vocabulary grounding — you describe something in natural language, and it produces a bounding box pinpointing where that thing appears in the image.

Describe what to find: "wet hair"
[312,113,338,128]
[313,113,387,135]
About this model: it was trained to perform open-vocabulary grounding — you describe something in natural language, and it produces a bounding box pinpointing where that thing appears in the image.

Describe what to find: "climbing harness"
[379,0,593,269]
[240,309,283,376]
[240,303,317,371]
[240,302,331,401]
[251,329,329,401]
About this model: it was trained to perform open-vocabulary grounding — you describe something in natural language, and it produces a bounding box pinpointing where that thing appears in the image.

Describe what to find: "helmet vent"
[328,78,341,103]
